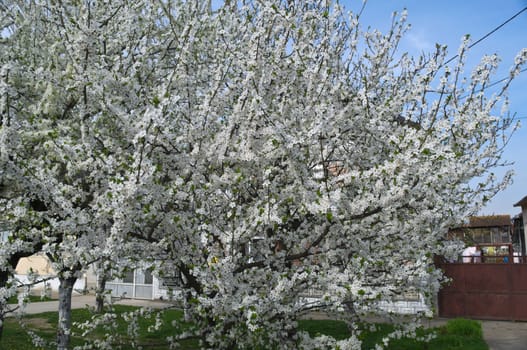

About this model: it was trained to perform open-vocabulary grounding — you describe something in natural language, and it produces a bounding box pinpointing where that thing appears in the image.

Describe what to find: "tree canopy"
[1,0,525,349]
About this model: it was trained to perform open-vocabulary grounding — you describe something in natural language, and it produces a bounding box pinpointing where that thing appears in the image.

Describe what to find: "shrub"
[445,318,483,338]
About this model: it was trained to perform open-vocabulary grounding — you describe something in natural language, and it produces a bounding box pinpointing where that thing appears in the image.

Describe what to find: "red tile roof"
[468,215,511,228]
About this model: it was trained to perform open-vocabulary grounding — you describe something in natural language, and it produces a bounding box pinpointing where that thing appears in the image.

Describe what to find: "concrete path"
[425,317,527,350]
[11,297,527,350]
[8,294,170,315]
[480,320,527,350]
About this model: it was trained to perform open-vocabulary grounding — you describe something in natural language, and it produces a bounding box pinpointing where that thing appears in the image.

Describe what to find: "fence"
[437,255,527,321]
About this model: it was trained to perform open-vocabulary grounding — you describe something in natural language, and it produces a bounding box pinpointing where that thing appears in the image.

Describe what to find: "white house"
[14,254,89,296]
[514,195,527,256]
[106,269,180,300]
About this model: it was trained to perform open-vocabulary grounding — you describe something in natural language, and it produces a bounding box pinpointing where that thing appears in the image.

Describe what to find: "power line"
[480,67,527,92]
[443,6,527,99]
[460,66,527,99]
[443,6,527,66]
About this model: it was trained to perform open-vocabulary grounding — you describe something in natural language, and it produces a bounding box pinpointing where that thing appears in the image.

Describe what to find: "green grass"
[297,319,351,340]
[296,318,487,350]
[1,308,487,350]
[3,305,197,350]
[357,318,487,350]
[7,295,56,304]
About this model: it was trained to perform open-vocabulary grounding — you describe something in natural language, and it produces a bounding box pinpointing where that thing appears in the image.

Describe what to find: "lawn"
[1,307,488,349]
[3,306,197,350]
[7,295,56,304]
[299,317,488,350]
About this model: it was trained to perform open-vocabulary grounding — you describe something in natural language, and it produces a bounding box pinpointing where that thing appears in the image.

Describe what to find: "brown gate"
[438,262,527,320]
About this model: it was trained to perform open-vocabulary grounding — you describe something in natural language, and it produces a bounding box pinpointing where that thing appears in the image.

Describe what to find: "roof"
[468,215,511,228]
[514,195,527,207]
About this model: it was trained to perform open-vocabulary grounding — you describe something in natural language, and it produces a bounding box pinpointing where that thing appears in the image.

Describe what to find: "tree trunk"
[95,270,107,313]
[343,296,360,334]
[57,276,77,350]
[0,301,5,344]
[0,266,15,343]
[183,291,192,322]
[0,269,12,342]
[0,314,4,344]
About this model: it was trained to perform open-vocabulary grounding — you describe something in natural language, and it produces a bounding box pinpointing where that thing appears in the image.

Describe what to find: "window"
[123,270,134,283]
[491,228,501,243]
[144,270,153,285]
[500,230,510,243]
[134,269,153,285]
[0,221,10,242]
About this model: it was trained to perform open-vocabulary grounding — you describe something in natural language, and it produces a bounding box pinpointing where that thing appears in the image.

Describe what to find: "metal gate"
[438,262,527,320]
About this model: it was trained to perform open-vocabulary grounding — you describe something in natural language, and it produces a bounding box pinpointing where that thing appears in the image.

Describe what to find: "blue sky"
[341,0,527,217]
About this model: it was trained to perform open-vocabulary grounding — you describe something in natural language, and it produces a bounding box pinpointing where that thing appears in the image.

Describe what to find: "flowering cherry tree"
[2,0,526,349]
[0,1,163,348]
[110,1,525,349]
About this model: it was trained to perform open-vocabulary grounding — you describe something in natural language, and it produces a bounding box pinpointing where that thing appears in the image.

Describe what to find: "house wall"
[450,226,511,245]
[377,297,430,315]
[14,253,96,295]
[14,274,86,297]
[15,254,54,275]
[105,268,184,301]
[521,206,527,256]
[106,269,156,299]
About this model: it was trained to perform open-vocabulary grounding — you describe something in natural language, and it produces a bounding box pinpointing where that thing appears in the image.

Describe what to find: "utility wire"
[446,7,527,100]
[457,66,526,100]
[459,66,527,99]
[480,67,527,92]
[443,6,527,66]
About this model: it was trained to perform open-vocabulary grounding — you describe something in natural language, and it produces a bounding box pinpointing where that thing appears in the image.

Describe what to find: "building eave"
[514,195,527,207]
